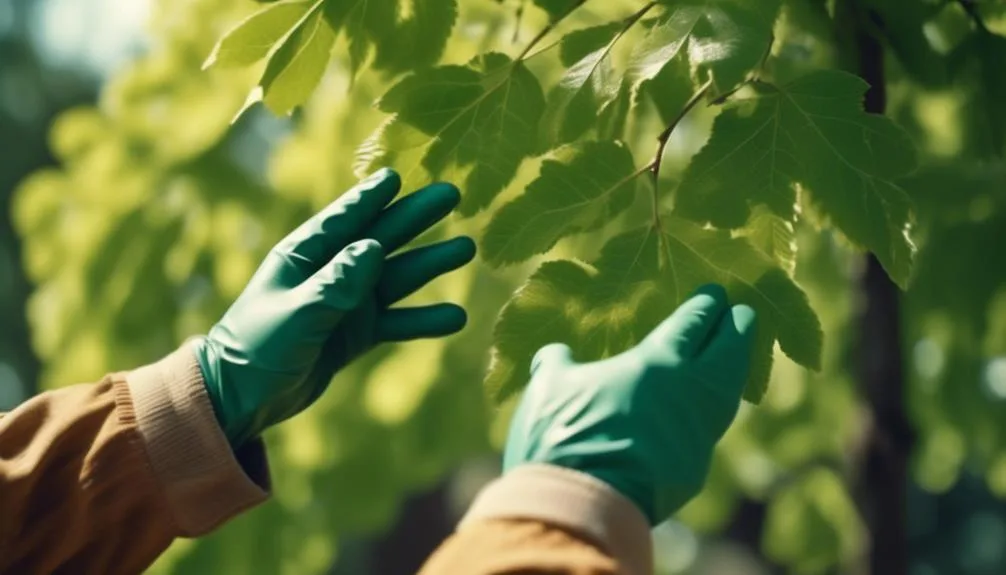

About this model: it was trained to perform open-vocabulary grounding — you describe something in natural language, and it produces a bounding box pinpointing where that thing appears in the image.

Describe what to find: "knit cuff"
[461,464,653,575]
[126,345,270,536]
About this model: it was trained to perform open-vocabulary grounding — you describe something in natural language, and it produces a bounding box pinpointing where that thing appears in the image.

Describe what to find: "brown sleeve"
[418,464,654,575]
[0,345,270,575]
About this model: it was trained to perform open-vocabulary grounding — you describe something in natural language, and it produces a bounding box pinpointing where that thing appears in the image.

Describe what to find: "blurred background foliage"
[3,0,1006,573]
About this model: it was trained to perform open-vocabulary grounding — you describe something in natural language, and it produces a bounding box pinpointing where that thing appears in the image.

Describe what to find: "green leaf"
[359,53,546,215]
[324,0,398,76]
[203,1,314,68]
[481,140,639,266]
[740,207,797,276]
[675,70,918,287]
[258,1,336,115]
[487,219,822,404]
[532,0,581,20]
[541,23,625,146]
[630,0,781,96]
[372,0,459,72]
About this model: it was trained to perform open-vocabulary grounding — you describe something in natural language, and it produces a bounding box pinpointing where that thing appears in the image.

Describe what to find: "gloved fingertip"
[423,182,462,209]
[690,283,728,302]
[363,167,401,190]
[530,343,574,375]
[730,304,758,338]
[453,235,477,263]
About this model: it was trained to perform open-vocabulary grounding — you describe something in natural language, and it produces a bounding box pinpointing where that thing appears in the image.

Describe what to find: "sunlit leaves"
[487,219,822,404]
[357,53,545,215]
[205,0,458,116]
[541,23,624,145]
[630,0,781,96]
[204,1,314,68]
[675,70,918,287]
[481,140,639,265]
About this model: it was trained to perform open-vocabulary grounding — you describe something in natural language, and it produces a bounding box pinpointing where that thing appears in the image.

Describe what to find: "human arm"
[0,169,475,574]
[419,285,757,575]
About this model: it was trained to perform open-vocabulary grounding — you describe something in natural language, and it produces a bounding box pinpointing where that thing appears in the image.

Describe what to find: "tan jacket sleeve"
[418,464,654,575]
[0,345,270,575]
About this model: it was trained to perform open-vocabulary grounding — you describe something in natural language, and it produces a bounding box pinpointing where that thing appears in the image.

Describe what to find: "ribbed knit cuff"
[461,464,653,575]
[126,345,270,536]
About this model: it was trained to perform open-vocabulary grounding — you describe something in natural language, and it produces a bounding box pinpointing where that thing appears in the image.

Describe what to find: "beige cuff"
[460,464,653,575]
[126,344,270,536]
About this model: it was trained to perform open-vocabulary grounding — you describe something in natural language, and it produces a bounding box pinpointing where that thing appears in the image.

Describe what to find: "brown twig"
[649,79,712,228]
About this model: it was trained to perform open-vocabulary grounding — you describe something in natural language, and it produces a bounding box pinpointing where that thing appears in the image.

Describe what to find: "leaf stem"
[649,79,712,228]
[515,0,589,61]
[957,0,989,33]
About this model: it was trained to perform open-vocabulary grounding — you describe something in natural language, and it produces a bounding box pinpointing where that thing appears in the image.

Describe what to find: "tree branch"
[649,79,712,228]
[515,0,589,61]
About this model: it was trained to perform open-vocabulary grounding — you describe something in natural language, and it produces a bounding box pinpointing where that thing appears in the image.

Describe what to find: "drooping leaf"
[258,1,336,115]
[324,0,397,76]
[203,0,314,68]
[481,140,639,266]
[372,0,459,72]
[629,0,782,96]
[541,23,625,146]
[675,70,918,287]
[486,219,822,404]
[358,53,546,215]
[532,0,581,20]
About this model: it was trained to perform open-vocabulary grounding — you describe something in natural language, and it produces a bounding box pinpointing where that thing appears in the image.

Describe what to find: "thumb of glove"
[530,343,576,376]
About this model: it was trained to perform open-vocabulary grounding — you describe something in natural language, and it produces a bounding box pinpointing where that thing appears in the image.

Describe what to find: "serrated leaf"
[372,0,459,72]
[675,70,918,287]
[258,1,336,115]
[481,140,639,266]
[204,0,314,69]
[359,52,546,215]
[541,24,626,146]
[486,219,822,404]
[638,53,693,125]
[324,0,398,76]
[740,207,797,276]
[630,0,781,96]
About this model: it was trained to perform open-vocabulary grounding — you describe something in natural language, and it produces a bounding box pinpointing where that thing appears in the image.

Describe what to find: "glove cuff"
[461,463,652,575]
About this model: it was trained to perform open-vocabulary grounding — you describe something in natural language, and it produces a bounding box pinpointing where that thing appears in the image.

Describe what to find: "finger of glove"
[306,239,385,318]
[274,169,400,277]
[376,304,467,341]
[367,182,461,254]
[643,284,729,359]
[376,236,476,306]
[530,343,575,376]
[701,304,758,396]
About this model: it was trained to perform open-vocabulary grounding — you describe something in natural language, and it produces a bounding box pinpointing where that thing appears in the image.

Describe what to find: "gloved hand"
[193,169,476,448]
[503,284,757,525]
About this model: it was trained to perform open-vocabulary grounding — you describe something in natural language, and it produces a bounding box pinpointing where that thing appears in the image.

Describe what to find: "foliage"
[12,0,1006,573]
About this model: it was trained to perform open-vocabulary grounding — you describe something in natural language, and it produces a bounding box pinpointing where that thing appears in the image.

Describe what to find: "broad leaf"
[259,1,336,115]
[675,70,918,287]
[358,53,546,215]
[541,23,625,146]
[372,0,459,72]
[325,0,397,76]
[481,140,639,266]
[740,206,797,276]
[203,0,313,68]
[629,0,781,96]
[486,219,822,404]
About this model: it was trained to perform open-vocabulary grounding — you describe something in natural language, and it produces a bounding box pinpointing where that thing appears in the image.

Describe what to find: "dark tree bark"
[368,482,453,575]
[850,9,917,574]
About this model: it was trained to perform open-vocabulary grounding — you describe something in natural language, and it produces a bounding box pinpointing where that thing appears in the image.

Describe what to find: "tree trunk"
[851,11,916,574]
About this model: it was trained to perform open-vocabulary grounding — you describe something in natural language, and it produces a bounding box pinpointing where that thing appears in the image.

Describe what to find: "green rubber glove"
[193,169,476,448]
[503,284,757,525]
